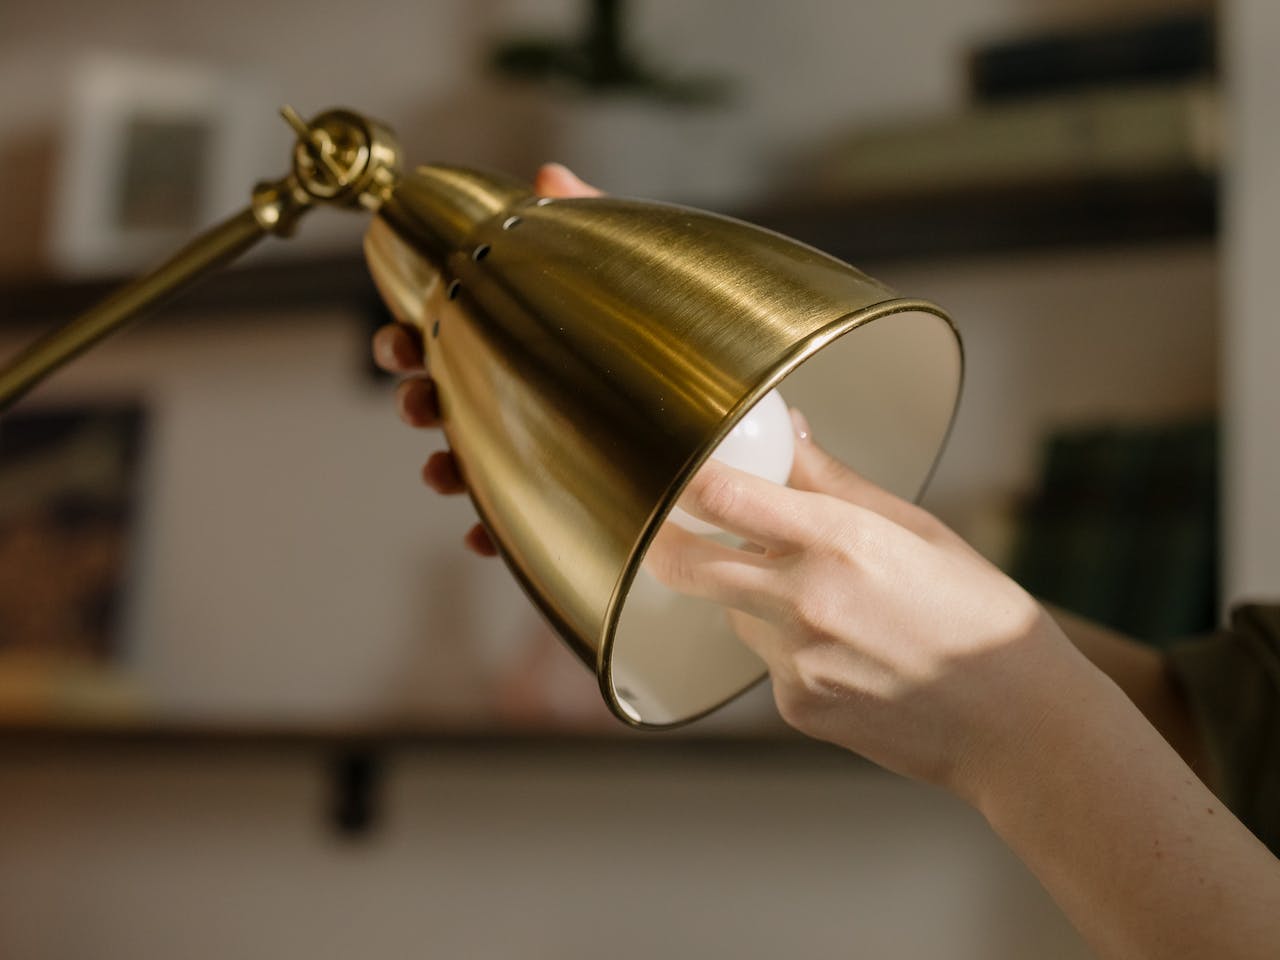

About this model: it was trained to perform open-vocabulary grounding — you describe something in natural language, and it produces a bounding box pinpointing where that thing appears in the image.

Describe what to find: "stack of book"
[1009,419,1219,644]
[807,11,1219,204]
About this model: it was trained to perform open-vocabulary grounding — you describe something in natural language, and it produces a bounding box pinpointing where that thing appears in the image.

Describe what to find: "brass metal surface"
[0,208,269,411]
[0,107,401,412]
[281,106,402,211]
[366,165,963,727]
[0,106,963,729]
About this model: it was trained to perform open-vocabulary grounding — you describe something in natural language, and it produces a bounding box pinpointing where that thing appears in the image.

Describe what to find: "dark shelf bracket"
[330,749,385,839]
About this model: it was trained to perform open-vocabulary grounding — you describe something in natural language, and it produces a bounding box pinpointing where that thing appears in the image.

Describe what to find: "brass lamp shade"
[0,107,962,730]
[366,165,963,728]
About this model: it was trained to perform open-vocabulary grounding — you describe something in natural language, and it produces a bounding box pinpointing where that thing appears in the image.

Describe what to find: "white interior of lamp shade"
[608,308,962,727]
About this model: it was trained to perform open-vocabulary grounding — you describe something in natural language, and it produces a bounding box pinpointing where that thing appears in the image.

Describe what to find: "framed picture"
[48,55,270,277]
[0,402,148,666]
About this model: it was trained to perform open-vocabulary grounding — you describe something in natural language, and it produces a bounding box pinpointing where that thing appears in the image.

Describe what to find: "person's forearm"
[1044,604,1209,782]
[973,649,1280,960]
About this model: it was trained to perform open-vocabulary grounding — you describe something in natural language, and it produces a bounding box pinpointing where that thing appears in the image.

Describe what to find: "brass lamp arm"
[0,203,283,411]
[0,102,967,729]
[0,107,402,413]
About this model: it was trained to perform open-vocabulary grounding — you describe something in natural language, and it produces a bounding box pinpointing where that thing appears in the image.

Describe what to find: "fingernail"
[790,408,811,442]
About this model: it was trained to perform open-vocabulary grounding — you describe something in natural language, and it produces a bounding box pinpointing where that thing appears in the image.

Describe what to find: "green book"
[1118,420,1219,643]
[1011,419,1218,642]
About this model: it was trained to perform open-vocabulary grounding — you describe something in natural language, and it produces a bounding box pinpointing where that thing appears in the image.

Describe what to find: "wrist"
[953,633,1122,816]
[952,635,1280,960]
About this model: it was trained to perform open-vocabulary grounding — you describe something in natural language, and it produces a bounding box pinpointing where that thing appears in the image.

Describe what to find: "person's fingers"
[643,523,780,617]
[787,408,956,548]
[395,376,441,428]
[677,458,821,554]
[727,608,791,665]
[788,430,911,524]
[464,523,498,557]
[422,450,467,495]
[533,162,603,199]
[372,323,425,373]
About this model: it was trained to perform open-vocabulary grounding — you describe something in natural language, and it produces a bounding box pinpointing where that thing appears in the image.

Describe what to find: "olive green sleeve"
[1166,604,1280,855]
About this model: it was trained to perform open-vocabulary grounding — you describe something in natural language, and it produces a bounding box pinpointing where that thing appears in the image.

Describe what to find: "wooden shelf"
[744,172,1218,264]
[0,715,845,764]
[0,716,860,837]
[0,174,1217,329]
[0,254,385,328]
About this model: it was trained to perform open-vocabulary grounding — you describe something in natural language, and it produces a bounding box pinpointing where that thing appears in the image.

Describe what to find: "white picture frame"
[49,54,271,277]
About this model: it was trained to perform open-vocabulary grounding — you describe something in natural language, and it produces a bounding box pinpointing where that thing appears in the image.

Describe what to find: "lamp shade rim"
[597,296,964,730]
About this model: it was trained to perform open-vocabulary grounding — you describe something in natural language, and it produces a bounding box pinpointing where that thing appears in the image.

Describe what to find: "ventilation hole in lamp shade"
[446,279,461,300]
[502,215,522,230]
[472,244,490,261]
[432,319,440,338]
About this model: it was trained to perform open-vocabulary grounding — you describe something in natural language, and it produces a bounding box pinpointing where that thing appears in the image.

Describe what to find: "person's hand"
[370,163,601,556]
[645,416,1099,802]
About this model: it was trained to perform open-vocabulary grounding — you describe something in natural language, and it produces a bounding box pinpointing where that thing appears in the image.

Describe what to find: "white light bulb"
[668,388,795,535]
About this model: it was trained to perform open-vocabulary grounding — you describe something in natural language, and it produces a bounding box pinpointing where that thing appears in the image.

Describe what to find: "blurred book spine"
[1010,419,1219,645]
[968,11,1216,102]
[812,80,1220,201]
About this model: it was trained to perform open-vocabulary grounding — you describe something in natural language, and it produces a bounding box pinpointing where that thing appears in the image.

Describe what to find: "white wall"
[0,747,1091,960]
[0,240,1219,722]
[0,0,1213,268]
[1222,0,1280,601]
[0,0,1222,722]
[0,2,1223,958]
[887,242,1218,543]
[0,311,596,725]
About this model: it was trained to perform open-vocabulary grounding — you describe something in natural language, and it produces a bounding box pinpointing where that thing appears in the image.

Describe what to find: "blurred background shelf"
[748,172,1217,265]
[0,253,382,328]
[0,2,1254,956]
[0,173,1219,328]
[0,713,851,842]
[0,715,836,761]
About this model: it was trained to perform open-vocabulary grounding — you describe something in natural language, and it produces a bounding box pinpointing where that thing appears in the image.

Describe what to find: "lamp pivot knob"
[279,106,402,212]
